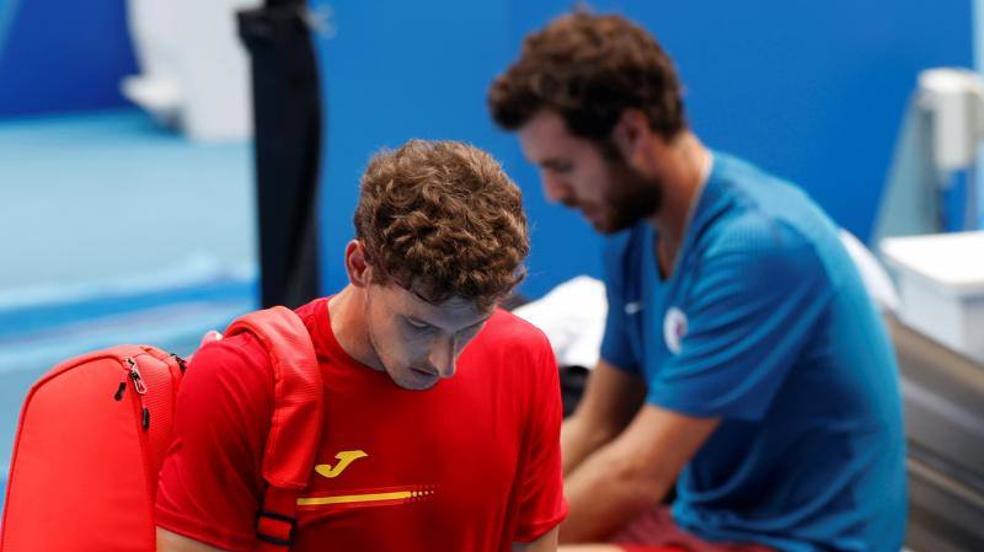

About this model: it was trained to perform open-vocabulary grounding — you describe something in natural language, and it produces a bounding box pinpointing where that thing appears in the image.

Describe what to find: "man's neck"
[328,286,384,371]
[645,132,710,277]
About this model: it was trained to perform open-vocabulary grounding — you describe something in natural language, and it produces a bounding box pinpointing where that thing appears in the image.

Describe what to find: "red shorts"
[613,507,772,552]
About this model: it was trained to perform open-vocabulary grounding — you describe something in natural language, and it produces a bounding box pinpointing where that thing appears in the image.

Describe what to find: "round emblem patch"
[663,307,688,354]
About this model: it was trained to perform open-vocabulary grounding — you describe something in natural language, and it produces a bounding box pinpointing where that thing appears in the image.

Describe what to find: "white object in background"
[123,0,261,141]
[918,68,984,172]
[513,276,607,369]
[839,230,900,313]
[121,0,182,128]
[881,231,984,364]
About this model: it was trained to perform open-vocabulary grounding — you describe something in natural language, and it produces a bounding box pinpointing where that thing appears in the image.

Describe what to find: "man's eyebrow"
[406,314,491,332]
[540,158,570,169]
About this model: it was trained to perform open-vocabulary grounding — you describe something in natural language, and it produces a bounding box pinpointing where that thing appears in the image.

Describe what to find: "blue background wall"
[313,0,974,298]
[313,1,599,299]
[0,0,136,117]
[0,0,974,299]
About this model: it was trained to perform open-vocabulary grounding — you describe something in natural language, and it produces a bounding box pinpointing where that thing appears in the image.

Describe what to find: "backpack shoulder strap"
[224,306,323,550]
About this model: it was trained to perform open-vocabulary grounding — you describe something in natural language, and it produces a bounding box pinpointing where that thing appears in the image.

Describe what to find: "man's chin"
[591,217,632,235]
[591,221,614,234]
[583,212,614,234]
[399,380,439,391]
[390,372,440,391]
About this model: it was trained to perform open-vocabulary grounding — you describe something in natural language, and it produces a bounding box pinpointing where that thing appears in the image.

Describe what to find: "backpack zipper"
[125,357,148,394]
[123,357,151,429]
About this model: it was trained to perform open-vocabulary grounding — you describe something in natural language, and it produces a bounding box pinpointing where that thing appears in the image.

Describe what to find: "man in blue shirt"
[488,12,906,552]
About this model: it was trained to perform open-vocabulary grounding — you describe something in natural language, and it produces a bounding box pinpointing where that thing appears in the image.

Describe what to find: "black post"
[238,0,322,308]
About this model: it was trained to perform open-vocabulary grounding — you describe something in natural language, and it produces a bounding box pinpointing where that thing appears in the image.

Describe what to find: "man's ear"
[345,240,372,288]
[611,108,651,164]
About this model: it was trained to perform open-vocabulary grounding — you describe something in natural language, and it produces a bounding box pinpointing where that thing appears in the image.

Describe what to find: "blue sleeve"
[599,234,639,373]
[646,222,833,420]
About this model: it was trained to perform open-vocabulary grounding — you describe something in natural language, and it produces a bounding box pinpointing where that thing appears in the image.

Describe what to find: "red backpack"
[0,307,323,552]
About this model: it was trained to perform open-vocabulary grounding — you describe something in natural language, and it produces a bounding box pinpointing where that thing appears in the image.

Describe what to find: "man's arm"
[561,360,646,475]
[559,404,719,544]
[156,331,238,552]
[155,339,273,551]
[513,526,559,551]
[157,528,225,552]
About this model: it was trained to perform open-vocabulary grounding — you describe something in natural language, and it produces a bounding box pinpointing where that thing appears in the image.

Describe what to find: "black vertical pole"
[238,0,322,308]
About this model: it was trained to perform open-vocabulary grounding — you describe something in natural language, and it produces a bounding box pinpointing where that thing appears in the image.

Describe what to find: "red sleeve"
[155,336,274,551]
[513,332,568,542]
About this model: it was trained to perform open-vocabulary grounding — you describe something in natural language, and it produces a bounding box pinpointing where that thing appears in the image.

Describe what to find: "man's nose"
[428,339,457,379]
[543,174,575,205]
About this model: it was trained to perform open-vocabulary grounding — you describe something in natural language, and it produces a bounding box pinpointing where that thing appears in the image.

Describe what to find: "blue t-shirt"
[600,153,906,551]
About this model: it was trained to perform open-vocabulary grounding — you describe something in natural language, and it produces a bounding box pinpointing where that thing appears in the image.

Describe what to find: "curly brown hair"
[354,140,529,311]
[488,12,686,142]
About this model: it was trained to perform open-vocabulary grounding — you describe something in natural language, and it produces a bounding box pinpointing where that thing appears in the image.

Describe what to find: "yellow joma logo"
[315,450,368,478]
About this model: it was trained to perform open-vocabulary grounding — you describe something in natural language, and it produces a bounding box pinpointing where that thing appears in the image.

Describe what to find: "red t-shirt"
[155,298,567,551]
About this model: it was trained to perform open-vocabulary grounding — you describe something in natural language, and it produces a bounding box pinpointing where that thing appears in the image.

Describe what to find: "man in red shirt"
[155,140,567,551]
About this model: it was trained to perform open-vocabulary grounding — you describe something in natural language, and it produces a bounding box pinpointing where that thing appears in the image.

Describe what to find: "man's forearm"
[561,415,618,476]
[157,528,225,552]
[559,442,673,544]
[561,361,647,476]
[513,526,559,551]
[559,405,720,544]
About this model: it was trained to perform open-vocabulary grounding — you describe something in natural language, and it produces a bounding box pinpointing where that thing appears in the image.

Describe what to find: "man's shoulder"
[293,297,329,333]
[685,207,836,310]
[193,331,270,371]
[478,308,553,352]
[698,206,819,265]
[709,155,835,259]
[464,309,555,377]
[466,310,559,400]
[194,298,325,380]
[199,298,325,366]
[183,331,275,410]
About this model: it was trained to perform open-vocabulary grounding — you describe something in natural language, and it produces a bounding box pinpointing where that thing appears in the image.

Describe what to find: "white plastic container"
[881,231,984,364]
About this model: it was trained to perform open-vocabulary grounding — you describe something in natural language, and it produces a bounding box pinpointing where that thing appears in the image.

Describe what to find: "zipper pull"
[125,357,148,395]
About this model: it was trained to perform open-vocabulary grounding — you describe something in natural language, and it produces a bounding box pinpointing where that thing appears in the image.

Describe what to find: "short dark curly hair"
[488,12,686,141]
[354,140,530,311]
